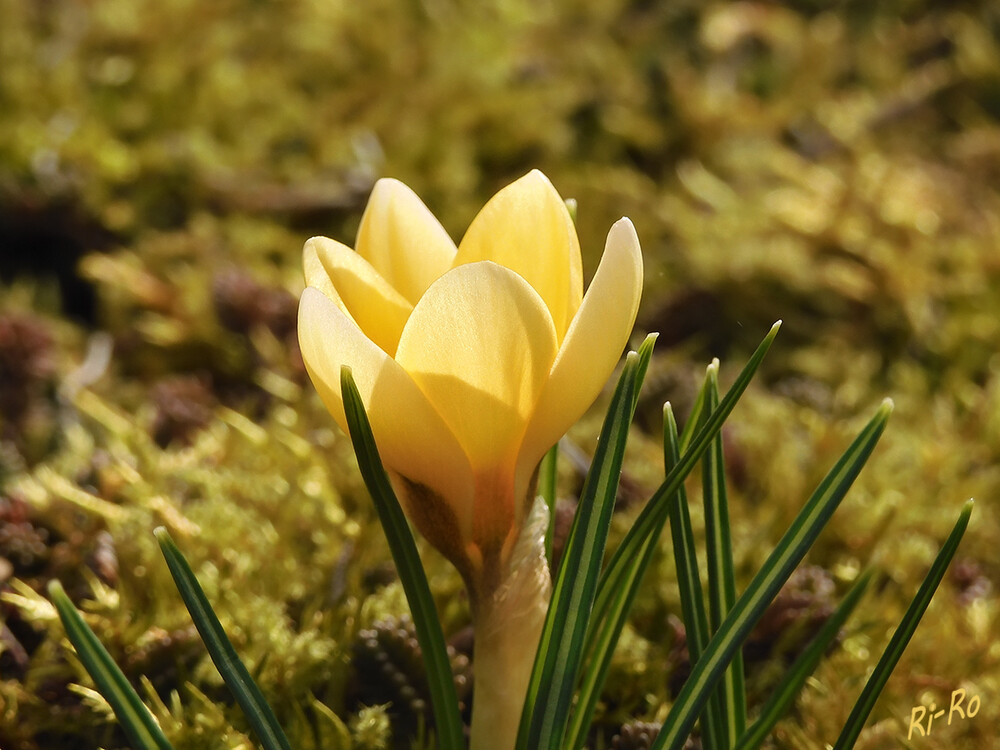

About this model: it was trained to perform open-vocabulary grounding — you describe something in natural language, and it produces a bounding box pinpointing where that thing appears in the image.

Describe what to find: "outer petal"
[394,262,559,553]
[355,178,457,305]
[298,287,474,546]
[304,236,413,357]
[515,218,643,497]
[453,170,583,342]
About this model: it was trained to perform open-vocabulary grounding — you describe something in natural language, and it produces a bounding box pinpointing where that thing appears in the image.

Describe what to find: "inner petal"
[355,178,458,305]
[452,170,583,342]
[515,217,643,505]
[305,236,413,357]
[394,262,558,473]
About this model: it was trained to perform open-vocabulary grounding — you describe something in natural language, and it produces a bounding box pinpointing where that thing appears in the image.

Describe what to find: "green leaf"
[48,579,175,750]
[516,334,656,750]
[564,396,720,750]
[564,324,777,750]
[630,333,658,416]
[340,366,465,750]
[677,363,711,454]
[539,443,559,568]
[155,528,293,750]
[592,323,781,648]
[702,366,746,745]
[734,568,875,750]
[564,525,659,750]
[832,499,974,750]
[666,394,725,750]
[651,399,893,750]
[671,371,725,750]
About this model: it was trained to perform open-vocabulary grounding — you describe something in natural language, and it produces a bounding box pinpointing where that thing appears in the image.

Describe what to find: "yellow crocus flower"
[297,170,642,597]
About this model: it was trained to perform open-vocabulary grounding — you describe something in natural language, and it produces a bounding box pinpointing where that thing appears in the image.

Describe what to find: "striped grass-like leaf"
[832,499,973,750]
[629,332,657,415]
[48,579,175,750]
[734,568,875,750]
[590,322,780,666]
[651,398,893,750]
[702,366,747,745]
[564,395,722,750]
[667,388,724,750]
[340,366,465,750]
[516,334,656,750]
[677,362,711,452]
[155,528,293,750]
[563,510,662,750]
[539,443,559,567]
[568,324,777,750]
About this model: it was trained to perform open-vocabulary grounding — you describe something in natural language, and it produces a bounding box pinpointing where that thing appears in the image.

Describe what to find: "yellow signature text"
[907,688,981,739]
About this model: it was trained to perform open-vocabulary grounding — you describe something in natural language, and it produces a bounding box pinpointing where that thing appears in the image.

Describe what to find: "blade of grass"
[516,334,656,750]
[832,499,973,750]
[666,395,726,750]
[651,399,893,750]
[563,521,663,750]
[154,529,293,750]
[665,382,713,667]
[592,323,781,638]
[664,372,715,688]
[630,333,657,415]
[572,325,779,750]
[570,325,779,750]
[702,366,747,745]
[539,443,559,567]
[48,580,174,750]
[564,397,723,750]
[678,363,711,453]
[340,366,464,750]
[734,568,875,750]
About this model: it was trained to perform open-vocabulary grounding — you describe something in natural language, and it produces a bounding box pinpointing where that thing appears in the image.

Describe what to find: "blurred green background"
[1,1,998,748]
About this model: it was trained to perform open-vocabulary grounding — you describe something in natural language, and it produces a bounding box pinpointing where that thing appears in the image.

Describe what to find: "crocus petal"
[453,170,583,341]
[515,218,643,498]
[355,178,457,305]
[298,287,474,537]
[395,262,559,550]
[304,236,413,357]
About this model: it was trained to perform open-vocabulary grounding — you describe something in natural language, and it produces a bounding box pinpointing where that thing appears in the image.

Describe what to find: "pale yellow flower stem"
[469,498,552,750]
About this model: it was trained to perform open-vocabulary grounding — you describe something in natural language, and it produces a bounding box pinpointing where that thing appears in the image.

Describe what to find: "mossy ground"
[1,1,998,748]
